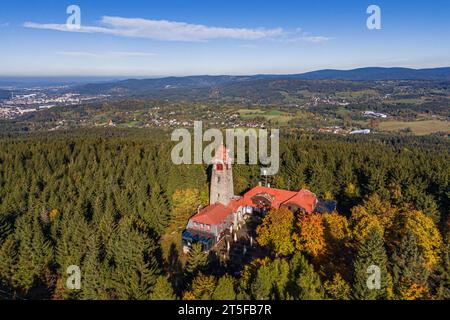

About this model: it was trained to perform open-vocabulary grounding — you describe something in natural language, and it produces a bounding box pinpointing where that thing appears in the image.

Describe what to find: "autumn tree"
[321,212,352,276]
[293,213,325,258]
[171,189,202,228]
[324,273,351,300]
[394,208,443,271]
[256,208,295,256]
[189,273,217,300]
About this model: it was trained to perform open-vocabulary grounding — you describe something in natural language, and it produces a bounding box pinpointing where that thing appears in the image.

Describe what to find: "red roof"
[282,189,318,214]
[190,186,318,226]
[190,203,234,225]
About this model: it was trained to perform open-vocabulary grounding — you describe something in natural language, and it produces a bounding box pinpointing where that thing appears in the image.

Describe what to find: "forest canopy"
[0,129,448,300]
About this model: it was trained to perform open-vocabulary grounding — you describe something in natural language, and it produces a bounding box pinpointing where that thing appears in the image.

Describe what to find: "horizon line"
[0,65,449,80]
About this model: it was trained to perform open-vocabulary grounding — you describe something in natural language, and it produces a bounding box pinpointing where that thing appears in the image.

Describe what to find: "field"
[379,120,450,135]
[238,108,293,124]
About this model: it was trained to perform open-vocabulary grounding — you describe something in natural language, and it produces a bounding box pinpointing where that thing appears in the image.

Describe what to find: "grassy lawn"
[238,108,293,124]
[379,120,450,135]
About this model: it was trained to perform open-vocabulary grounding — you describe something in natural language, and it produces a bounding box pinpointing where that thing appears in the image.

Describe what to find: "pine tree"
[190,273,216,300]
[352,227,388,300]
[150,276,177,300]
[391,230,429,299]
[0,236,18,289]
[294,255,324,300]
[251,264,274,300]
[212,275,236,300]
[185,243,208,276]
[110,217,160,300]
[433,233,450,300]
[81,234,111,300]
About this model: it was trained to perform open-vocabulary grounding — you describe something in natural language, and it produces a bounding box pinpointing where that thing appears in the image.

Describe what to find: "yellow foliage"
[345,183,358,198]
[49,209,60,221]
[257,208,295,256]
[293,213,326,257]
[350,206,384,244]
[324,273,350,300]
[401,210,443,271]
[182,291,196,300]
[324,191,334,201]
[323,212,351,242]
[172,188,201,226]
[399,281,429,300]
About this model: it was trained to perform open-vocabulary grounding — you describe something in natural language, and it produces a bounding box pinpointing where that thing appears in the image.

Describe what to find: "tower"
[210,145,234,206]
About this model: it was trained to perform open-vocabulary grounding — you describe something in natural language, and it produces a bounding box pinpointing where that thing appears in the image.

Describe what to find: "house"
[182,145,334,253]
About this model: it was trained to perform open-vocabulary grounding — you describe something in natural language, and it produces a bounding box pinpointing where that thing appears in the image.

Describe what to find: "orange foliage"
[293,213,326,257]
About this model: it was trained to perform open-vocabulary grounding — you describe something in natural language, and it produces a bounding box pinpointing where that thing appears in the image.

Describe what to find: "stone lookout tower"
[210,144,234,206]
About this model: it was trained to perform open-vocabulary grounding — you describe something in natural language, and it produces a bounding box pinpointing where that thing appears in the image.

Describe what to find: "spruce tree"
[150,276,177,300]
[352,227,388,300]
[110,217,159,300]
[391,230,429,298]
[185,243,208,276]
[212,275,236,300]
[294,255,324,300]
[434,233,450,299]
[0,236,18,289]
[81,234,111,300]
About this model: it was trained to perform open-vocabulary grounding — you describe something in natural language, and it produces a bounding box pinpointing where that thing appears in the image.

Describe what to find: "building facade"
[182,145,333,253]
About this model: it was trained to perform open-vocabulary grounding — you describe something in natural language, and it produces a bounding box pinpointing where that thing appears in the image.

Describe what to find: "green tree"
[352,227,388,300]
[185,243,208,276]
[0,236,18,289]
[391,230,429,299]
[81,234,111,300]
[434,233,450,300]
[150,276,177,300]
[212,275,236,300]
[293,254,324,300]
[109,217,160,300]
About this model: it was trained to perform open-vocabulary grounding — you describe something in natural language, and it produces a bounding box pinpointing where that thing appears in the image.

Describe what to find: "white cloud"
[24,16,284,42]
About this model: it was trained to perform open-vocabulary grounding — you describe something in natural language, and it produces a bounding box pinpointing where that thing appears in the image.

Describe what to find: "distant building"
[350,129,371,135]
[182,145,334,253]
[363,111,388,119]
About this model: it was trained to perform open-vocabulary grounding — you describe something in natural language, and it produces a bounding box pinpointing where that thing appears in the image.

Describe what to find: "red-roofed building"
[182,145,322,252]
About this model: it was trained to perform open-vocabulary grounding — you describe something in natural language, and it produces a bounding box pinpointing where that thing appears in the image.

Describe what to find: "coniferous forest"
[0,129,448,300]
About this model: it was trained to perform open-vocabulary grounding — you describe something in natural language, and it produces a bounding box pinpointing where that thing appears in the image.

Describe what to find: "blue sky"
[0,0,449,76]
